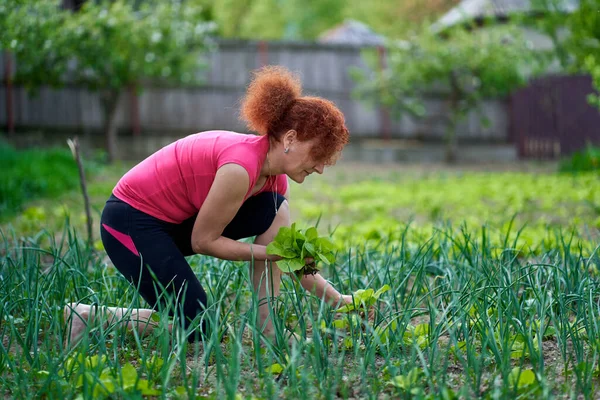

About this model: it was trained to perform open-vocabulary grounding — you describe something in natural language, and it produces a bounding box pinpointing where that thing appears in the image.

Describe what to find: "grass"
[2,161,600,399]
[0,141,102,219]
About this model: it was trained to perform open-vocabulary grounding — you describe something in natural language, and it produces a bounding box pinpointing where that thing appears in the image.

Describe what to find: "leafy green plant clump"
[559,145,600,173]
[266,223,336,276]
[0,142,94,217]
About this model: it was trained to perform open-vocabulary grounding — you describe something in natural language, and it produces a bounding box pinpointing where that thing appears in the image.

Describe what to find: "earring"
[284,147,289,154]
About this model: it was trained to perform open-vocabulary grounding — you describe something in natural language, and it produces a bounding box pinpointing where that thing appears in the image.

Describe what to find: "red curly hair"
[240,66,349,165]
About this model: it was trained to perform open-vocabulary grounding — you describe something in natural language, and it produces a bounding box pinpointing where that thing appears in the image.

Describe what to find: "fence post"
[377,45,391,141]
[258,41,269,67]
[129,84,141,137]
[3,52,14,136]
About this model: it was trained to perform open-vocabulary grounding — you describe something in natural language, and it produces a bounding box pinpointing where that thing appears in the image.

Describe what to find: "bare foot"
[63,303,93,347]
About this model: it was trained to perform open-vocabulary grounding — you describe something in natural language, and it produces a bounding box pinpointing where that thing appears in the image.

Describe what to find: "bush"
[559,145,600,174]
[0,142,86,218]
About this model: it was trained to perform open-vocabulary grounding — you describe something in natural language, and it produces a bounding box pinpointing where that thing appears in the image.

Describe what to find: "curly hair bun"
[240,66,302,136]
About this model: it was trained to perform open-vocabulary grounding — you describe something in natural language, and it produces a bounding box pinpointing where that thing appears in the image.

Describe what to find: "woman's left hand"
[339,294,353,305]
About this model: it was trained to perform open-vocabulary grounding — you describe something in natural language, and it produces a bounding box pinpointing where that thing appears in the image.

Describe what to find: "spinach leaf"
[266,223,337,276]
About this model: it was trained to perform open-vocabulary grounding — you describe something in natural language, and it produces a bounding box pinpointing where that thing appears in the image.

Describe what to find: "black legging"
[100,192,286,339]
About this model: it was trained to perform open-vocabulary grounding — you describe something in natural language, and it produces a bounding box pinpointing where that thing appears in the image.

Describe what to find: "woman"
[64,66,352,345]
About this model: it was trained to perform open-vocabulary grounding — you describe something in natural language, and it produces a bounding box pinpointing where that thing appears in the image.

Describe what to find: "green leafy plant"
[266,223,336,276]
[0,141,99,218]
[559,145,600,173]
[387,367,424,395]
[508,367,537,389]
[336,284,390,313]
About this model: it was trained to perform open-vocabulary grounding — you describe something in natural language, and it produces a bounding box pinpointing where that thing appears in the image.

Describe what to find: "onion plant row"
[2,220,599,399]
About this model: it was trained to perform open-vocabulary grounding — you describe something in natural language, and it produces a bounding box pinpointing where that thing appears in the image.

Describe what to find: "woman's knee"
[255,200,290,245]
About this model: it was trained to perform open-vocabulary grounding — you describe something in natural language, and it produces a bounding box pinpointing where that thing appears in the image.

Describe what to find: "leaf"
[273,226,292,243]
[268,363,284,375]
[277,258,304,273]
[315,237,335,253]
[332,319,349,329]
[414,323,429,337]
[305,227,318,241]
[353,289,376,306]
[268,225,336,275]
[543,325,557,338]
[121,363,138,391]
[150,313,160,322]
[374,284,391,299]
[172,386,187,397]
[320,320,327,332]
[343,337,354,349]
[335,303,356,313]
[266,241,297,258]
[508,367,536,388]
[317,252,332,265]
[137,379,161,396]
[387,368,422,390]
[303,242,316,256]
[95,368,115,397]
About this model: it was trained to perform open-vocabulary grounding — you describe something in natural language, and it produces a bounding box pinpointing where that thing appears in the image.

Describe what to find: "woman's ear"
[283,130,297,150]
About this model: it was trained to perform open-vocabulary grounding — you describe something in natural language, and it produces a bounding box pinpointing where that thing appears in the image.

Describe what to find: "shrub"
[558,145,600,174]
[0,141,88,217]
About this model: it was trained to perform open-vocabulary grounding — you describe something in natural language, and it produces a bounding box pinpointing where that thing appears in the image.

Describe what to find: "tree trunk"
[445,122,458,164]
[4,52,14,136]
[100,89,121,164]
[446,71,461,164]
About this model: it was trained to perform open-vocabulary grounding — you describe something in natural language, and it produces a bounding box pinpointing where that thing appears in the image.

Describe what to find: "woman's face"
[282,134,326,184]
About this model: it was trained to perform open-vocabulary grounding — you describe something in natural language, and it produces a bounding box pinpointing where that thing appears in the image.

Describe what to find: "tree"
[352,25,544,163]
[568,0,600,110]
[0,1,71,91]
[282,0,346,40]
[239,0,286,40]
[199,0,459,41]
[521,0,575,69]
[1,0,214,162]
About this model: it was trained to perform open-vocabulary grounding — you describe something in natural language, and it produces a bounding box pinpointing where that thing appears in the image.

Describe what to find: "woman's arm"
[300,273,352,305]
[282,186,351,306]
[191,163,279,262]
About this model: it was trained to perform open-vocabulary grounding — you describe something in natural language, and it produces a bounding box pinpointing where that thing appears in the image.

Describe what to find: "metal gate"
[510,74,600,159]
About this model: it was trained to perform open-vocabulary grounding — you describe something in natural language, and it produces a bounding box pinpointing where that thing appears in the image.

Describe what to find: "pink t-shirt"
[113,131,288,223]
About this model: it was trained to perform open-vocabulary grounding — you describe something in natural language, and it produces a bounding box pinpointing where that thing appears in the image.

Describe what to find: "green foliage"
[568,0,600,70]
[3,164,600,398]
[0,0,71,90]
[239,0,286,40]
[352,24,543,161]
[294,170,600,255]
[354,25,541,117]
[521,0,574,69]
[559,145,600,173]
[336,284,390,313]
[204,0,455,41]
[1,0,214,162]
[0,142,95,218]
[281,0,346,40]
[266,223,336,276]
[568,0,600,108]
[508,367,537,389]
[61,355,161,397]
[583,55,600,110]
[2,0,214,89]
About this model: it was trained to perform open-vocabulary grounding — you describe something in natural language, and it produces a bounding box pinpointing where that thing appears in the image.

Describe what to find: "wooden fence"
[1,40,508,147]
[510,74,600,159]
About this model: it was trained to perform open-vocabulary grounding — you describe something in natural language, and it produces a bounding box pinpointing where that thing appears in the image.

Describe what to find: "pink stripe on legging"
[102,223,139,256]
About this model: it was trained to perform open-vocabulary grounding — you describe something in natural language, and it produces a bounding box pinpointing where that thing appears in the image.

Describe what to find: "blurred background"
[2,0,600,236]
[1,0,598,164]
